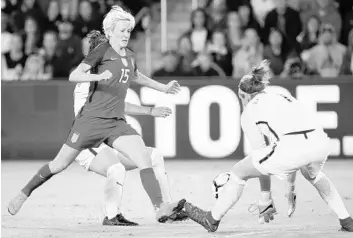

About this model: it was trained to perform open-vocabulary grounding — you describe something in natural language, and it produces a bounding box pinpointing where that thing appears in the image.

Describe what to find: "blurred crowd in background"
[1,0,353,81]
[1,0,157,81]
[153,0,353,79]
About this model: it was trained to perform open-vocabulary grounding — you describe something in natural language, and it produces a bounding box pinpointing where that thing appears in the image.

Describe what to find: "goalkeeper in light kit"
[183,60,353,233]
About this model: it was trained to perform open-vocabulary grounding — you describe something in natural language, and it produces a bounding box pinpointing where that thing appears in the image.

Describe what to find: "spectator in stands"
[192,51,226,77]
[301,23,346,77]
[12,0,45,32]
[74,0,102,38]
[177,36,197,76]
[152,50,181,77]
[1,33,27,81]
[206,29,233,76]
[38,30,59,79]
[264,27,297,76]
[341,6,353,46]
[281,56,306,79]
[263,0,302,49]
[250,0,275,26]
[237,0,262,38]
[297,15,321,51]
[1,0,21,15]
[60,0,74,21]
[20,54,49,80]
[54,20,83,78]
[197,0,208,8]
[226,11,243,52]
[43,0,62,32]
[340,29,353,75]
[1,11,13,54]
[22,16,42,55]
[207,0,227,30]
[302,0,342,39]
[182,8,211,53]
[232,28,263,78]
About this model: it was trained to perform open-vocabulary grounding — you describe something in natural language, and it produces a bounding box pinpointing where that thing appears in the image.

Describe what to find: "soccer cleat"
[102,213,138,226]
[8,192,28,215]
[156,198,186,223]
[167,210,189,222]
[286,191,297,218]
[340,217,353,232]
[184,202,219,232]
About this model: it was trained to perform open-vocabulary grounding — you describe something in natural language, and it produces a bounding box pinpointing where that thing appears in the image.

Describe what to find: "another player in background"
[8,5,185,225]
[73,30,187,225]
[184,60,353,232]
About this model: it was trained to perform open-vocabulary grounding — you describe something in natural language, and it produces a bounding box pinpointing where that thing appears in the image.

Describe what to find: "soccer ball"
[212,172,231,199]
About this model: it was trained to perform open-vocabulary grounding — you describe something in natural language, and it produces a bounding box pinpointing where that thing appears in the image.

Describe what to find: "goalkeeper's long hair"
[87,30,108,53]
[238,60,271,94]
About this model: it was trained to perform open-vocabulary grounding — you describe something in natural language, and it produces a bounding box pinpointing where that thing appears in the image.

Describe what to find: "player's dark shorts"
[65,115,139,150]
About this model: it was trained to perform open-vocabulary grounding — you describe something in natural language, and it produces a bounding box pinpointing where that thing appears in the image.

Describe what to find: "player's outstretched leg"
[184,172,246,232]
[8,144,79,215]
[112,135,185,222]
[301,168,353,232]
[184,155,263,232]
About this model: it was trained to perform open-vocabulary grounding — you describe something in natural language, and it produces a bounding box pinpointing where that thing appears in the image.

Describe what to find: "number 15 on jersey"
[119,69,130,83]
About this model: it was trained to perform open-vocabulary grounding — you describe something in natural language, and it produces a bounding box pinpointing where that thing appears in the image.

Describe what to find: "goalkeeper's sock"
[310,172,350,219]
[211,173,246,221]
[104,163,125,219]
[22,163,54,197]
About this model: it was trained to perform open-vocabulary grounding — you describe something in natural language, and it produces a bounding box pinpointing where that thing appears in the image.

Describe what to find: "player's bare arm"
[69,63,112,83]
[124,102,172,118]
[133,70,181,94]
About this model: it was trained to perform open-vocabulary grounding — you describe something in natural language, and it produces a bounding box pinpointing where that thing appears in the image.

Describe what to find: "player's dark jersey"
[79,41,138,119]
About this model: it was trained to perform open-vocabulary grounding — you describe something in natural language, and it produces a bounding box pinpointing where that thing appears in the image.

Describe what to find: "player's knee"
[150,148,164,168]
[134,150,153,170]
[48,163,68,174]
[107,163,126,185]
[49,159,71,174]
[300,168,324,184]
[229,171,247,185]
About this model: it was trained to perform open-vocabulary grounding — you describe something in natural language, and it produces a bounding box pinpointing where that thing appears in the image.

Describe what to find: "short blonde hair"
[102,5,135,39]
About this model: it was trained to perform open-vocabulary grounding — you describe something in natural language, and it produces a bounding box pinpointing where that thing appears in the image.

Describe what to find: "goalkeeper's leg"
[301,164,353,232]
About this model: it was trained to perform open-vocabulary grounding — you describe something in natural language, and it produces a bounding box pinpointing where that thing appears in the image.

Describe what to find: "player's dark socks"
[140,168,163,208]
[184,202,220,232]
[21,163,54,197]
[157,199,186,223]
[340,216,353,232]
[102,214,138,226]
[168,210,189,222]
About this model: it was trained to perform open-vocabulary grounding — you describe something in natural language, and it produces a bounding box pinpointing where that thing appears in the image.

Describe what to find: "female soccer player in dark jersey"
[8,5,185,225]
[73,30,187,225]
